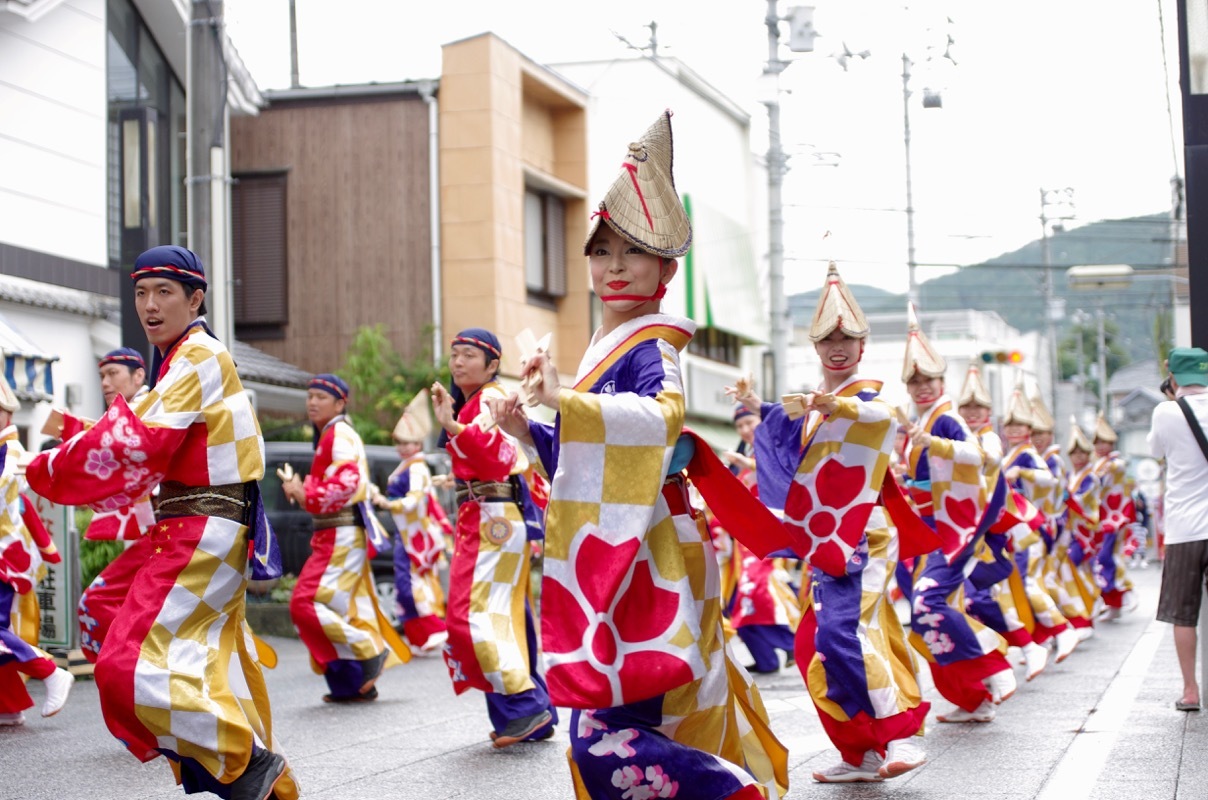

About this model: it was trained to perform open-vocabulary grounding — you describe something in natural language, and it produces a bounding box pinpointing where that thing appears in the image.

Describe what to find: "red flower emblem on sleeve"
[785,460,873,576]
[935,495,977,555]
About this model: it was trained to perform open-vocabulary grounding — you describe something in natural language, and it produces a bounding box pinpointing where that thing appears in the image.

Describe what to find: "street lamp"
[1067,264,1134,414]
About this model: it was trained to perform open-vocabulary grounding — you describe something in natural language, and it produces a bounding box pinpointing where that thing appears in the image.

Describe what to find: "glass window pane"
[524,191,546,291]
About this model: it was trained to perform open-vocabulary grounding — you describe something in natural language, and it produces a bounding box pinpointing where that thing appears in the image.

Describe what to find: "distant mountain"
[788,214,1176,363]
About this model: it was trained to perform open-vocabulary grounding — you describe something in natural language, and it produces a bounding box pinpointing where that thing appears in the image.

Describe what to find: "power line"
[784,257,1179,270]
[1156,0,1184,180]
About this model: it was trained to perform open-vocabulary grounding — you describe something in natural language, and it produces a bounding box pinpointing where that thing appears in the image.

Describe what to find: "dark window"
[106,0,187,266]
[524,188,567,306]
[231,173,289,339]
[688,327,741,366]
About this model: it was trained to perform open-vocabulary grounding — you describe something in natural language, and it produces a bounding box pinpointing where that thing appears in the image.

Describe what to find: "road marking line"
[1036,619,1165,800]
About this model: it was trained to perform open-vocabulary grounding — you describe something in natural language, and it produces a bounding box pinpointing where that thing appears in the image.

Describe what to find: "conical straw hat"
[392,389,433,443]
[808,262,869,342]
[1093,411,1117,443]
[583,109,692,258]
[901,302,946,382]
[1029,392,1055,432]
[957,362,992,408]
[1066,417,1093,453]
[1002,384,1034,427]
[0,374,18,413]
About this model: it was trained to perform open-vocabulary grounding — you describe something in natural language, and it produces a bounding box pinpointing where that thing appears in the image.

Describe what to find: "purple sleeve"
[528,420,559,476]
[752,402,805,511]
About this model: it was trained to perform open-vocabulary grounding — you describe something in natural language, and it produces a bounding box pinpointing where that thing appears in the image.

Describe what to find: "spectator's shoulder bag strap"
[1176,397,1208,463]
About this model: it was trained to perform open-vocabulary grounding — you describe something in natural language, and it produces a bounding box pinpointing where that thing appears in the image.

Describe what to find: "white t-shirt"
[1149,391,1208,544]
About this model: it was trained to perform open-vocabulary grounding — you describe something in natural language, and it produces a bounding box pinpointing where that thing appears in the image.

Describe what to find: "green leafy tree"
[338,324,449,445]
[1058,317,1131,399]
[74,507,124,588]
[1154,307,1173,370]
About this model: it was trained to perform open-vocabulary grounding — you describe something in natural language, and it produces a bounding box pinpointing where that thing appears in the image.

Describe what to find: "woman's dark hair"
[1160,376,1174,397]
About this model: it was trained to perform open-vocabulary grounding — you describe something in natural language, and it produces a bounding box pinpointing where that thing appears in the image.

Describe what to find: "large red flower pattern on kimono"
[1099,488,1133,535]
[935,495,978,556]
[784,459,875,576]
[543,531,695,708]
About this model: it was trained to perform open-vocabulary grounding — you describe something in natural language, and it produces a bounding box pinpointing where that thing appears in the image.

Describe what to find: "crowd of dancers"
[0,110,1145,800]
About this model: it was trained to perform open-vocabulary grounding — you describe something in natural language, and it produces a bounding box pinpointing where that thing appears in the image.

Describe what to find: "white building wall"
[0,301,113,448]
[550,57,766,345]
[0,0,109,267]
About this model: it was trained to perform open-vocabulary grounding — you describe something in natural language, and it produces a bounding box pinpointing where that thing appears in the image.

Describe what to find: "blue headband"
[451,328,502,361]
[309,373,350,401]
[99,347,146,371]
[130,245,207,291]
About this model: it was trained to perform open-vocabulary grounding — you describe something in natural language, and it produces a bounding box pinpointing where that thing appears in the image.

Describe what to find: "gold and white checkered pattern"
[466,498,533,694]
[134,331,265,484]
[135,517,260,769]
[309,524,385,662]
[0,428,38,593]
[326,421,369,507]
[924,434,986,557]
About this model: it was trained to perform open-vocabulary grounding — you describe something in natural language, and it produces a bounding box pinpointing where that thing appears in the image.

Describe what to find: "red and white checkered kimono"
[27,324,299,799]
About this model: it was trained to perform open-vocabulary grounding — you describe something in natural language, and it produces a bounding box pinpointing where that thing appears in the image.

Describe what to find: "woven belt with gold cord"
[455,480,517,506]
[311,508,361,529]
[156,480,251,525]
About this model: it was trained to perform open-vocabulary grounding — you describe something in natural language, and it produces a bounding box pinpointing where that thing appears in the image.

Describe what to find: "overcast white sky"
[225,0,1185,297]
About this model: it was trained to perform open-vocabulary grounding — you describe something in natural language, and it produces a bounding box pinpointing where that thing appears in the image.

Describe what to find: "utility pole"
[1039,187,1074,414]
[1175,0,1208,348]
[763,1,789,399]
[902,55,918,308]
[1096,305,1108,413]
[289,0,300,89]
[763,3,815,398]
[898,21,954,309]
[187,0,232,345]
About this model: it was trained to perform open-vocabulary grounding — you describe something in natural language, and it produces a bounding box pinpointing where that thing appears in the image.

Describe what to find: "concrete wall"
[439,34,590,376]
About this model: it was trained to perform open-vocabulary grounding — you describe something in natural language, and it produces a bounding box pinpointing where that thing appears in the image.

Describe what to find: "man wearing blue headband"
[429,327,558,748]
[281,373,410,704]
[27,245,297,800]
[97,347,147,409]
[72,346,155,665]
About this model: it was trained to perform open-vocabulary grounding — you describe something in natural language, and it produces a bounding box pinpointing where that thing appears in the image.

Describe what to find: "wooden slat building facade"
[230,83,436,374]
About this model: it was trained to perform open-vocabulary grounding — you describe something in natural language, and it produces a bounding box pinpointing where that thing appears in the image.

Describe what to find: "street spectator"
[1148,346,1208,712]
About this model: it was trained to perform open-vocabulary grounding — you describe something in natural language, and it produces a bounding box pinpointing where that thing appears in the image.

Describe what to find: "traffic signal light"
[980,350,1024,365]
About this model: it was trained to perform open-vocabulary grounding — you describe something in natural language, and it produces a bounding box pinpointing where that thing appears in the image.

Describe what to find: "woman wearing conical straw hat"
[373,388,452,653]
[489,111,792,799]
[1064,422,1102,637]
[996,387,1079,665]
[897,303,1016,725]
[1035,404,1096,638]
[768,263,936,782]
[1090,414,1137,620]
[956,371,1053,681]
